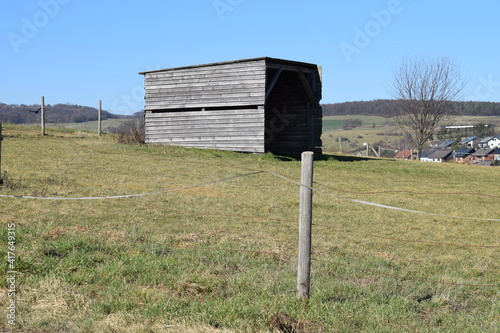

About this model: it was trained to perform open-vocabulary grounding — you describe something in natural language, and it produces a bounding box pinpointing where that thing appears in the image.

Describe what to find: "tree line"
[0,103,134,124]
[323,100,500,117]
[2,99,499,125]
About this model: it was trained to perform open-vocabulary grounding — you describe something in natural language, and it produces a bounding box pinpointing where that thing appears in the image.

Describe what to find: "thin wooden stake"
[98,100,102,136]
[41,96,45,136]
[0,121,3,184]
[297,151,314,300]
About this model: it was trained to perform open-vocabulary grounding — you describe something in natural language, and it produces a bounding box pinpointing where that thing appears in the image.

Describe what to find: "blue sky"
[1,0,499,114]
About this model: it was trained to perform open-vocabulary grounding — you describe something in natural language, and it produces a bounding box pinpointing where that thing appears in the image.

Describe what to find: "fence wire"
[0,127,498,290]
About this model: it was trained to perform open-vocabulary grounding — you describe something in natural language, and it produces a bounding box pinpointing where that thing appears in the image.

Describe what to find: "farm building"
[139,57,322,154]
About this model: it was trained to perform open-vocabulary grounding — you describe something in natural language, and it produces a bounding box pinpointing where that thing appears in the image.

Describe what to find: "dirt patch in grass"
[268,312,321,333]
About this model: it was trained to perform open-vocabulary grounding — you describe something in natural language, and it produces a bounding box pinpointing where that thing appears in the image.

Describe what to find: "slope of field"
[322,115,398,153]
[0,125,498,332]
[321,115,500,154]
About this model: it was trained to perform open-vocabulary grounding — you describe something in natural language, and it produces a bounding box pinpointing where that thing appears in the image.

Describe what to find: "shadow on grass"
[270,152,390,162]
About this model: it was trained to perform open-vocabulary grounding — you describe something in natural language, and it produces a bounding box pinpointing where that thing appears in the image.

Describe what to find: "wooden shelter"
[139,57,322,154]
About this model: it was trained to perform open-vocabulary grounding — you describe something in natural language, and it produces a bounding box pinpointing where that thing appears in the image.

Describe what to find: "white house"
[477,136,500,149]
[426,149,453,163]
[419,150,434,162]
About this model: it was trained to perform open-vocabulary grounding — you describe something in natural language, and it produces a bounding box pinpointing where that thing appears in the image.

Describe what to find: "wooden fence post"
[0,121,3,184]
[41,96,45,136]
[98,100,102,136]
[297,151,314,300]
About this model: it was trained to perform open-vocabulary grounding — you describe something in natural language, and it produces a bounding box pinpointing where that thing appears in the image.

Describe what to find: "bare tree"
[388,56,467,159]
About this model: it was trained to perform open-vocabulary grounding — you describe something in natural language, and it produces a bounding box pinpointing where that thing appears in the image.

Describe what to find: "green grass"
[0,124,499,332]
[322,116,397,153]
[322,115,393,132]
[44,119,130,132]
[453,115,500,126]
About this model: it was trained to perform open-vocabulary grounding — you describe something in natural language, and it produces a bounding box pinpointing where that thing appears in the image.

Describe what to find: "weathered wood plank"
[147,143,265,152]
[147,136,264,142]
[145,108,262,115]
[145,71,265,79]
[145,106,265,151]
[144,79,265,90]
[145,86,264,94]
[145,110,263,119]
[145,118,264,125]
[146,141,265,153]
[147,139,264,146]
[145,71,266,81]
[145,119,263,127]
[145,60,265,77]
[146,128,264,136]
[148,138,264,145]
[146,124,263,132]
[145,85,264,95]
[146,101,263,110]
[144,94,265,107]
[143,60,267,112]
[145,93,265,103]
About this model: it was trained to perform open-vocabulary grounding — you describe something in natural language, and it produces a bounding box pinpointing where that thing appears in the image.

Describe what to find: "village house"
[430,140,454,150]
[425,149,453,163]
[458,136,478,148]
[395,149,417,160]
[419,150,434,162]
[454,148,475,164]
[469,148,495,165]
[477,136,500,150]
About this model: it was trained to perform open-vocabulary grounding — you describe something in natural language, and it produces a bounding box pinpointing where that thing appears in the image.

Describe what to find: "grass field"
[322,116,398,153]
[321,115,500,154]
[453,115,500,127]
[322,116,394,133]
[45,119,130,132]
[0,125,499,332]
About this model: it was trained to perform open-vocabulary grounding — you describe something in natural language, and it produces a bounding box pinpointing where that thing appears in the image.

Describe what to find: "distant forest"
[322,100,500,117]
[1,100,499,124]
[0,103,135,124]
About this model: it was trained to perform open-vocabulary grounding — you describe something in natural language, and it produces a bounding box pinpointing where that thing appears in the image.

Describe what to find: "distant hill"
[0,103,138,124]
[322,100,500,117]
[2,100,499,124]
